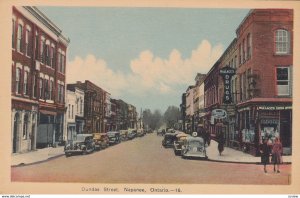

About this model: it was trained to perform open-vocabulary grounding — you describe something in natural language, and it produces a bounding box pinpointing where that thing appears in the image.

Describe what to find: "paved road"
[11,133,291,184]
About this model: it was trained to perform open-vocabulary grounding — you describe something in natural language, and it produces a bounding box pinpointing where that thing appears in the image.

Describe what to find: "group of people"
[260,137,283,173]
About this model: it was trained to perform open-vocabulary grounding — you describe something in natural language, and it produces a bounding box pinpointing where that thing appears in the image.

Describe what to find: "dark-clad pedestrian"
[260,138,271,173]
[272,137,283,173]
[217,132,225,156]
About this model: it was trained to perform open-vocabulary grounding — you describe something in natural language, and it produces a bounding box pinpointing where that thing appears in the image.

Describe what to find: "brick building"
[12,6,69,153]
[204,9,293,156]
[67,81,107,134]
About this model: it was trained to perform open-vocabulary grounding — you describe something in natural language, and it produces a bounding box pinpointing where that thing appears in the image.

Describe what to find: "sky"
[38,7,250,113]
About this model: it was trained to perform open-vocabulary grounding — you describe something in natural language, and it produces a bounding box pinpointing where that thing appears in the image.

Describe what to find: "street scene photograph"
[10,5,293,186]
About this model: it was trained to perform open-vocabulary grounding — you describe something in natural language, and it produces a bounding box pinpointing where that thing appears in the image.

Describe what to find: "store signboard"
[219,66,235,104]
[258,106,292,110]
[212,109,227,119]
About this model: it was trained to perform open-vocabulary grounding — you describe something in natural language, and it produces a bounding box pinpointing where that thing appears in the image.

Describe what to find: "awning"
[40,109,57,116]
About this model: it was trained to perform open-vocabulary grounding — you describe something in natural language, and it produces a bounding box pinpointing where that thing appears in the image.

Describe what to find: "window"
[25,29,31,57]
[49,80,53,100]
[275,29,289,54]
[32,74,37,98]
[61,54,65,73]
[23,71,29,95]
[68,104,71,118]
[16,68,21,94]
[58,52,61,71]
[243,39,246,62]
[50,46,55,68]
[40,38,46,63]
[58,84,64,103]
[276,67,290,95]
[44,79,49,100]
[12,19,15,48]
[17,24,23,52]
[239,44,242,65]
[45,45,50,65]
[247,33,251,59]
[80,99,83,114]
[35,32,39,59]
[72,105,74,119]
[39,78,43,99]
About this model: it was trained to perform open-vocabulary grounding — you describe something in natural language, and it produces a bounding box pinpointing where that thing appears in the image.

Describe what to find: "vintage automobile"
[137,128,145,137]
[93,133,109,150]
[181,136,207,159]
[162,132,178,148]
[127,129,137,140]
[107,131,121,145]
[173,132,190,156]
[120,129,128,141]
[64,134,95,157]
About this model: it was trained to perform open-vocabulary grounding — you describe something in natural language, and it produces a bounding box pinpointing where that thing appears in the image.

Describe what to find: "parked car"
[107,131,121,145]
[181,136,207,159]
[162,133,178,148]
[93,133,109,150]
[137,129,145,137]
[127,129,137,140]
[120,130,128,141]
[64,134,95,157]
[173,132,190,156]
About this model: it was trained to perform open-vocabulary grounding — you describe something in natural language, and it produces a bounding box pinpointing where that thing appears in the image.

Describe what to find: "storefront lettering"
[219,66,235,104]
[258,106,292,110]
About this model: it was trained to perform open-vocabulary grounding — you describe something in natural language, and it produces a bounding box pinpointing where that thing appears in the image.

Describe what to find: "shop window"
[276,67,290,96]
[275,29,289,54]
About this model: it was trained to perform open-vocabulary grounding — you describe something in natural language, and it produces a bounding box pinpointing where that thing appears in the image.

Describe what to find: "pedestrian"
[205,131,211,146]
[217,132,225,156]
[260,138,271,173]
[271,137,283,173]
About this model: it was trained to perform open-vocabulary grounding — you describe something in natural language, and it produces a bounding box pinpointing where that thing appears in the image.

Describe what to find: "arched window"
[23,114,29,139]
[275,29,289,54]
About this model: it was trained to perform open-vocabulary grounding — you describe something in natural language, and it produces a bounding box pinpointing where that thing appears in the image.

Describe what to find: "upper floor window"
[276,67,290,96]
[49,79,54,100]
[50,46,55,68]
[275,29,290,54]
[32,74,37,98]
[25,27,32,57]
[15,68,21,94]
[247,33,252,59]
[12,19,15,49]
[35,32,39,59]
[17,24,23,53]
[39,78,43,99]
[23,71,29,96]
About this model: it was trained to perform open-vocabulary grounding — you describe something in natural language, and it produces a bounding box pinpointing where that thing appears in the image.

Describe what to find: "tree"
[163,106,181,129]
[142,109,163,129]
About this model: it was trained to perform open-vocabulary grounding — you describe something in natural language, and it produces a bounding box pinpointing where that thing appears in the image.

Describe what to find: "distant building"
[185,85,195,133]
[65,86,85,141]
[12,6,69,153]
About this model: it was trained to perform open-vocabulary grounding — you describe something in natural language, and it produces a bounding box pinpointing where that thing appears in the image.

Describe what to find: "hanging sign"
[219,66,236,104]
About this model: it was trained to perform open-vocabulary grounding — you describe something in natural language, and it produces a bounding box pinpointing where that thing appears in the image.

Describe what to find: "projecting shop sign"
[212,109,227,119]
[219,66,236,104]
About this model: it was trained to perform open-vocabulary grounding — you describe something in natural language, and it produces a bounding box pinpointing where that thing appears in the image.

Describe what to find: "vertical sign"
[219,66,235,104]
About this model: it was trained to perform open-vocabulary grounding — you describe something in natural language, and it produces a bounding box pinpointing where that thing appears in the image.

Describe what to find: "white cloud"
[67,39,223,98]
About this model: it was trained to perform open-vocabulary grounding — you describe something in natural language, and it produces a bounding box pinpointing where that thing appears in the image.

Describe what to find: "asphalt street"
[11,133,291,184]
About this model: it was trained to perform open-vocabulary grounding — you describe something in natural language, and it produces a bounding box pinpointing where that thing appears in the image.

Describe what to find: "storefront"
[237,102,292,156]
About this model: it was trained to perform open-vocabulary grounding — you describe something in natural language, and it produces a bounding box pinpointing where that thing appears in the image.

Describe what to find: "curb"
[206,158,292,165]
[11,153,65,168]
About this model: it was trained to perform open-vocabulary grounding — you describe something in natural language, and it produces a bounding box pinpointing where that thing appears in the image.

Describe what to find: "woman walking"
[217,132,225,156]
[260,138,270,173]
[272,137,283,173]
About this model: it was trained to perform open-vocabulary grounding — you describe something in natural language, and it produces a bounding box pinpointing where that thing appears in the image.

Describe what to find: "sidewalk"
[206,140,292,164]
[11,146,65,167]
[11,139,292,167]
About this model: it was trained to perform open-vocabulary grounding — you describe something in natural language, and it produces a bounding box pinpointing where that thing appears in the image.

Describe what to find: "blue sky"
[38,7,249,113]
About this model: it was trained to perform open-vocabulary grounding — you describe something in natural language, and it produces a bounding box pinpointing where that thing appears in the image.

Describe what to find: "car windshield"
[189,140,203,147]
[75,135,89,142]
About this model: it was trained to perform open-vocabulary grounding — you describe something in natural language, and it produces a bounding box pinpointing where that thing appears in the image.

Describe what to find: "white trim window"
[275,29,290,54]
[12,18,16,49]
[276,67,290,96]
[49,79,54,100]
[39,78,43,99]
[25,26,32,57]
[32,74,37,98]
[23,71,29,95]
[15,68,22,94]
[17,24,23,53]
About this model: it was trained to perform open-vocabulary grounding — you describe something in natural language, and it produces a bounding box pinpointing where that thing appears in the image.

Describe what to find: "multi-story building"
[180,93,186,132]
[68,81,107,134]
[204,9,293,156]
[110,98,117,131]
[193,73,206,129]
[65,86,85,141]
[104,92,111,132]
[128,104,137,129]
[12,6,69,153]
[185,85,195,133]
[234,9,293,155]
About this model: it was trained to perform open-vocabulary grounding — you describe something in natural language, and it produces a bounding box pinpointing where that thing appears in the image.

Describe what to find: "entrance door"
[13,113,19,153]
[280,110,291,148]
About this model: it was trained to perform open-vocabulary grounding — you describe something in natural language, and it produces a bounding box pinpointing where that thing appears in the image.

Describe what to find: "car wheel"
[65,153,71,157]
[82,148,87,155]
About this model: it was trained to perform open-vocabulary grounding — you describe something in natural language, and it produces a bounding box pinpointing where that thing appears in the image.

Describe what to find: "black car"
[107,131,121,145]
[162,133,178,148]
[64,134,95,157]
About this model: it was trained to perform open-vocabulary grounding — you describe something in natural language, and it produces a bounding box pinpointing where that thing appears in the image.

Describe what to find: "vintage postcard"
[0,0,300,195]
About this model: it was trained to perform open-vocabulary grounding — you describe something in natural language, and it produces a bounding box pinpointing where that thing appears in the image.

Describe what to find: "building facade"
[65,86,85,141]
[193,73,206,129]
[185,85,195,133]
[12,6,69,153]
